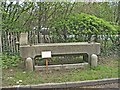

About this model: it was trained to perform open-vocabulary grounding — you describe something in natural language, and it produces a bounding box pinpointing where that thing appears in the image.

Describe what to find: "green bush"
[2,55,20,69]
[51,13,117,42]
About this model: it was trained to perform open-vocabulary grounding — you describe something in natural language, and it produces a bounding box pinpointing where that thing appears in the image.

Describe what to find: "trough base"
[35,63,88,71]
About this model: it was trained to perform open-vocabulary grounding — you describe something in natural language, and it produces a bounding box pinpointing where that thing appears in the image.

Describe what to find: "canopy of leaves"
[52,13,117,37]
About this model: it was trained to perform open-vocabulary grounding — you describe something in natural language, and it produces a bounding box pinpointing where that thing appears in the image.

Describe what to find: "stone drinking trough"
[20,42,100,71]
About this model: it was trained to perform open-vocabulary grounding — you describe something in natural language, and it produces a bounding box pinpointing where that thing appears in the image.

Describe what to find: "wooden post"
[42,51,51,72]
[45,59,48,71]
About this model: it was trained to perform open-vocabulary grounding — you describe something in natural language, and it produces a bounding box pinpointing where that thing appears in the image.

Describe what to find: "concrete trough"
[35,63,88,71]
[20,42,100,71]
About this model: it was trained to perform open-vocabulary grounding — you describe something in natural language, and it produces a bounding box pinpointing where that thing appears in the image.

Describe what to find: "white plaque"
[41,51,51,58]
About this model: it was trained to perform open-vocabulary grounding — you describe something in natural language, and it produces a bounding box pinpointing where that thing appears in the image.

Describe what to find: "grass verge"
[2,58,119,86]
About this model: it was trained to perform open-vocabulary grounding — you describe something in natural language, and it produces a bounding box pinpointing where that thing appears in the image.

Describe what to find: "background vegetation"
[1,1,120,68]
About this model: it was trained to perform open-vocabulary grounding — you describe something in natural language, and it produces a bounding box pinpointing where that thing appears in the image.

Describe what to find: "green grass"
[2,58,119,86]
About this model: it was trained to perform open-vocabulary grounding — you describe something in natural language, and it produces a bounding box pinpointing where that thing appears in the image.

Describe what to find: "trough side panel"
[20,43,100,59]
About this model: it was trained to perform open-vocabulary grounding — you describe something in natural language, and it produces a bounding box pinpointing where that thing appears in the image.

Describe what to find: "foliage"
[51,13,117,42]
[2,55,20,69]
[1,2,34,32]
[73,2,118,24]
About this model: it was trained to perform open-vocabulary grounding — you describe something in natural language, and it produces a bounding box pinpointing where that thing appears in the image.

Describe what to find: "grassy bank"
[2,58,119,86]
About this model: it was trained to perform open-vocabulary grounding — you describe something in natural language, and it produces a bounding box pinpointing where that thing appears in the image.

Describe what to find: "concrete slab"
[35,63,88,71]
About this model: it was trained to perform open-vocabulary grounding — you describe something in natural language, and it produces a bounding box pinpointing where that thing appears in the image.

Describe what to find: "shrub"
[2,54,20,69]
[51,13,117,42]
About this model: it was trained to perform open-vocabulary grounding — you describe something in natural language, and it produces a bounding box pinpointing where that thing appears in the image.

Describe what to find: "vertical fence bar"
[0,3,2,87]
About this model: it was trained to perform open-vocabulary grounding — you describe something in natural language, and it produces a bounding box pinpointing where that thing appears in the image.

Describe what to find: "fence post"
[20,33,28,45]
